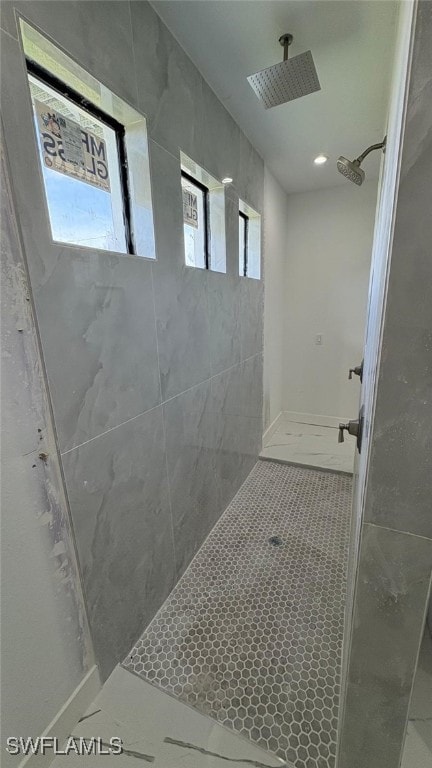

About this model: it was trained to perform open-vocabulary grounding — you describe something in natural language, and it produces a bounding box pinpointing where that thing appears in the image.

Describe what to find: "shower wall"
[1,0,265,680]
[338,3,432,767]
[1,131,97,767]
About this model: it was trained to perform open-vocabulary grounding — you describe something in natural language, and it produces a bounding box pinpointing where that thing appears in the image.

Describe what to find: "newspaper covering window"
[181,175,206,268]
[28,75,126,253]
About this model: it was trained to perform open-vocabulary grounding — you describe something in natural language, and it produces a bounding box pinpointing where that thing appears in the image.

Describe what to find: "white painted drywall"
[263,167,288,432]
[282,180,378,421]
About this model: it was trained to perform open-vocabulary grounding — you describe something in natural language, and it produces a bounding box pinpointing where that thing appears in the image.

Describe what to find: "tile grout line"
[365,521,432,544]
[60,351,263,456]
[0,25,18,42]
[60,403,162,456]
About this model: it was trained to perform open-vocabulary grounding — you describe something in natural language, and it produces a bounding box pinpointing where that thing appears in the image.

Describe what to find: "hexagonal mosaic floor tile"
[123,460,352,768]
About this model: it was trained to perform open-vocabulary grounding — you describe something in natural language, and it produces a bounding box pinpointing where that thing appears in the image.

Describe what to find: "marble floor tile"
[261,417,355,475]
[124,461,352,768]
[50,666,286,768]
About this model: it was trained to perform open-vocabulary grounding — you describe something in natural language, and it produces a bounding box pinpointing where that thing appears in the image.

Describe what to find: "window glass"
[247,216,261,279]
[28,74,127,253]
[239,200,261,279]
[181,174,207,269]
[239,213,247,277]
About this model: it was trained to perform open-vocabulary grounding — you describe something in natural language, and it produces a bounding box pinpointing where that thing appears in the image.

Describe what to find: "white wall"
[282,181,378,422]
[263,167,289,432]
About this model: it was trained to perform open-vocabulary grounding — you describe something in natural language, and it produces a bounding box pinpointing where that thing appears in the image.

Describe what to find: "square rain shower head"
[248,50,321,109]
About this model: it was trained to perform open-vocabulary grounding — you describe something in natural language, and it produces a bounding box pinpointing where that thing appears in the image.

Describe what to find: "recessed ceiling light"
[222,177,233,184]
[314,154,328,165]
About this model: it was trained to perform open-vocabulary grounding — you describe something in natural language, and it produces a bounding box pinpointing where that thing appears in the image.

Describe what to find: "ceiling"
[151,0,399,194]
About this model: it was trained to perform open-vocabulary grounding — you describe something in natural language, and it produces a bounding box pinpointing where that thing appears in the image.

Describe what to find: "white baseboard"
[262,411,284,446]
[18,665,101,768]
[282,410,348,429]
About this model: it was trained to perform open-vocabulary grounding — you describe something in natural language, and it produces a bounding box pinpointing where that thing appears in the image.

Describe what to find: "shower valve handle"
[348,360,364,382]
[338,420,360,443]
[349,366,361,380]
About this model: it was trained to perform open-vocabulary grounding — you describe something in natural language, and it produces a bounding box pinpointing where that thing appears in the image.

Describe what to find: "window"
[181,171,209,269]
[239,200,261,279]
[239,210,249,277]
[20,19,155,259]
[180,152,226,273]
[27,63,131,253]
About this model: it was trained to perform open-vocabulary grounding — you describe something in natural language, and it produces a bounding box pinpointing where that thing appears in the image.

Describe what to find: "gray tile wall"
[338,4,432,766]
[1,0,264,679]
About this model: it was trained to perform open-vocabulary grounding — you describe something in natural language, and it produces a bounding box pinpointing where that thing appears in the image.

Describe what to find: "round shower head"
[337,156,365,186]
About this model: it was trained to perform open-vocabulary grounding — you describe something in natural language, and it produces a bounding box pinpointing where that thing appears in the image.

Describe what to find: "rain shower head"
[247,33,321,109]
[337,138,387,186]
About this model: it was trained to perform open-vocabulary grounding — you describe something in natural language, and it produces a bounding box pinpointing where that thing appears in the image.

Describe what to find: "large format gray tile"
[402,720,432,768]
[194,82,241,186]
[407,626,432,721]
[238,132,265,216]
[402,628,432,768]
[152,259,211,402]
[131,1,263,207]
[1,0,266,691]
[338,523,432,768]
[62,407,175,680]
[3,1,138,107]
[211,355,263,509]
[163,380,219,579]
[149,139,212,400]
[383,0,432,321]
[131,0,205,162]
[207,273,241,375]
[239,277,264,361]
[0,1,18,37]
[364,2,432,540]
[149,141,212,402]
[366,324,432,539]
[149,140,184,264]
[35,251,160,453]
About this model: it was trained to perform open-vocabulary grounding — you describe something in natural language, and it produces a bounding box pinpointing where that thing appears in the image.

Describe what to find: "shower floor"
[124,461,352,768]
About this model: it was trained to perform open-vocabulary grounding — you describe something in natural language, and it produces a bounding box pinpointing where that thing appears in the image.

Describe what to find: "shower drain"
[268,535,284,547]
